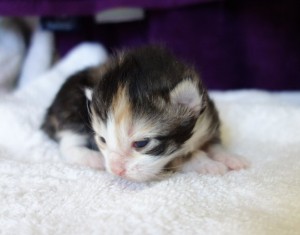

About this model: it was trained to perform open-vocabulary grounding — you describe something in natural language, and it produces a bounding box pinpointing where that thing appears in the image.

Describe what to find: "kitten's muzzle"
[111,164,126,176]
[108,152,127,177]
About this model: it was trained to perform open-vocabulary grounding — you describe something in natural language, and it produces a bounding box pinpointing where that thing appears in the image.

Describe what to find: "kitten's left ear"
[170,79,204,115]
[84,87,93,101]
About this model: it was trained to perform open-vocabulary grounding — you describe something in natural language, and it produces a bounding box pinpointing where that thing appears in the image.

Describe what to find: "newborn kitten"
[42,46,249,181]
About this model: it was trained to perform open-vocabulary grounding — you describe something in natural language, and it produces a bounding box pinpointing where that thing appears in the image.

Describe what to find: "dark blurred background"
[1,0,300,90]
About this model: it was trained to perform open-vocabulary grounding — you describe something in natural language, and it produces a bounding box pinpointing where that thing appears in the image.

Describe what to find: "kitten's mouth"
[112,172,137,182]
[109,164,165,182]
[110,169,149,182]
[117,171,168,182]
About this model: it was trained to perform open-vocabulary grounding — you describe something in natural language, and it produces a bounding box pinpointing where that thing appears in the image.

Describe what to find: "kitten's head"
[88,46,207,181]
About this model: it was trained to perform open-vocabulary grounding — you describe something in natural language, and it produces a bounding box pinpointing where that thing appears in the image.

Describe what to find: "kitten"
[42,46,249,182]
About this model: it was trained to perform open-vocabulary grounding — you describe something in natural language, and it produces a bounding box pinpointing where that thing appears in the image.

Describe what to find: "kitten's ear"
[84,87,93,101]
[170,79,204,115]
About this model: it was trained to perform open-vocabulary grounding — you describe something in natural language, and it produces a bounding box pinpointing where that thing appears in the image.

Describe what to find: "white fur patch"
[84,87,93,101]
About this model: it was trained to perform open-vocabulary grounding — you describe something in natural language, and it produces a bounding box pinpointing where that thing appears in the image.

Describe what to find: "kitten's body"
[42,46,248,181]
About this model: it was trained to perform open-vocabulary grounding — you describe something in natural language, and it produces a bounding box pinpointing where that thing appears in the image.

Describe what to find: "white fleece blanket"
[0,44,299,235]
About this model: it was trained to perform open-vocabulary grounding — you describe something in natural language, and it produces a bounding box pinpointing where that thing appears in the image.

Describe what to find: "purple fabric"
[0,0,217,16]
[1,0,300,90]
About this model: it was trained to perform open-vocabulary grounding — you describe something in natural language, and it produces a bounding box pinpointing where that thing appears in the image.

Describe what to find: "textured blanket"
[0,44,299,235]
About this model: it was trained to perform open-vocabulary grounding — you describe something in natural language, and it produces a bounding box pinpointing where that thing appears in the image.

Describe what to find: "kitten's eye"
[99,136,106,144]
[133,139,150,149]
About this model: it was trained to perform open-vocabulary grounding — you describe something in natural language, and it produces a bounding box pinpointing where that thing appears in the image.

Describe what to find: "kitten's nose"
[111,164,126,176]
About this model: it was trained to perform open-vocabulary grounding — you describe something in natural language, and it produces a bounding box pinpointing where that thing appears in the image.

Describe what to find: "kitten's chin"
[105,166,153,182]
[116,168,165,182]
[120,171,160,182]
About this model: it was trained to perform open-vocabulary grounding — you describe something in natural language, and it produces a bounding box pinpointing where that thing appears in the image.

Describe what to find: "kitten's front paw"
[211,152,250,171]
[195,160,228,175]
[181,151,228,175]
[64,149,105,170]
[83,151,105,170]
[84,154,105,170]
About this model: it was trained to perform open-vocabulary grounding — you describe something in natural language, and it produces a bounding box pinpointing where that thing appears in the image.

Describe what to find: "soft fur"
[42,46,248,181]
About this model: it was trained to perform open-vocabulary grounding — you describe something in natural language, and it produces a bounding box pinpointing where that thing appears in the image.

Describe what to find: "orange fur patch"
[111,86,133,140]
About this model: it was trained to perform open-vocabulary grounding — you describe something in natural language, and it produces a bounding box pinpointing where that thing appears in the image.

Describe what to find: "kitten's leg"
[181,150,228,175]
[59,131,105,170]
[206,144,250,171]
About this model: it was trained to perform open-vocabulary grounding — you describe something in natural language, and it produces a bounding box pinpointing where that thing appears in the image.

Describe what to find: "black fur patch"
[41,69,97,140]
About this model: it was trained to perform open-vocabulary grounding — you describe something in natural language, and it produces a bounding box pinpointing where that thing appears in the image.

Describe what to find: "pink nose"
[111,164,126,176]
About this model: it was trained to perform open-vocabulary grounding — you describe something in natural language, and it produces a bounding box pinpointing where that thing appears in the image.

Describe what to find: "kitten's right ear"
[84,87,93,101]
